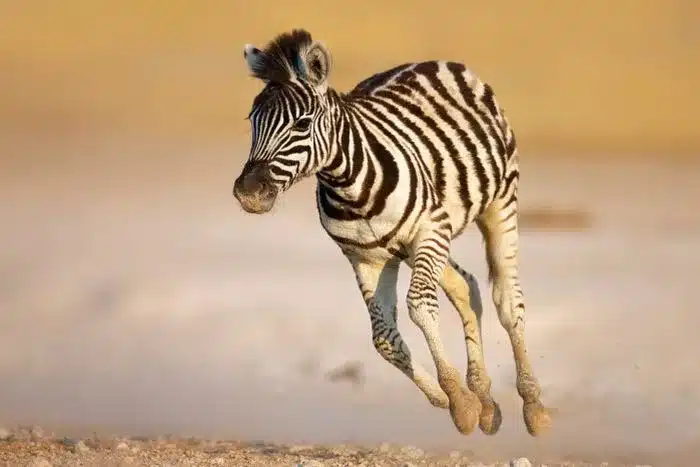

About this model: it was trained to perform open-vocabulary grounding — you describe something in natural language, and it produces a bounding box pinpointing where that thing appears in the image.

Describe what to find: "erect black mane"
[254,29,314,82]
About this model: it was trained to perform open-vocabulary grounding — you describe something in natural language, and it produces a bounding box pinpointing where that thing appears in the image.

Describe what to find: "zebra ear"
[302,41,332,88]
[244,44,268,81]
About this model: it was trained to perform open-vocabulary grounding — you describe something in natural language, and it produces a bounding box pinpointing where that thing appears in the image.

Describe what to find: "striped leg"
[477,197,552,436]
[441,259,503,435]
[351,257,451,409]
[406,223,481,435]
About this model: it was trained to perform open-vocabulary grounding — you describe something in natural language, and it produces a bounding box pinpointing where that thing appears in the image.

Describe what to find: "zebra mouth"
[233,185,278,214]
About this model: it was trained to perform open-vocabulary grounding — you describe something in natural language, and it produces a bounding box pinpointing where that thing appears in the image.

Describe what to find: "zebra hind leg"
[351,257,451,409]
[406,224,481,435]
[441,258,503,435]
[477,199,553,436]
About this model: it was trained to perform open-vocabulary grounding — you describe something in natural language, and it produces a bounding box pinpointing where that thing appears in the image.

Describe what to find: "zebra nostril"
[259,179,278,199]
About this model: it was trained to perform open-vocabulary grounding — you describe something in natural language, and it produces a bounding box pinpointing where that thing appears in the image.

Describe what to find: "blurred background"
[2,0,699,153]
[1,1,699,463]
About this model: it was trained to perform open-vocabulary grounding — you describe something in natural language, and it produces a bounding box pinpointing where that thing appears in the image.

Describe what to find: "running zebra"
[233,29,552,437]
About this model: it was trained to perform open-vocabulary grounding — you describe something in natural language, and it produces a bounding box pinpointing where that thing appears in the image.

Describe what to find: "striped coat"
[233,29,551,437]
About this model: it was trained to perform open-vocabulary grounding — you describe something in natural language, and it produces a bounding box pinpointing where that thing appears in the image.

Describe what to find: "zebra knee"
[372,334,394,361]
[407,280,439,324]
[372,332,412,375]
[406,296,433,330]
[492,279,525,331]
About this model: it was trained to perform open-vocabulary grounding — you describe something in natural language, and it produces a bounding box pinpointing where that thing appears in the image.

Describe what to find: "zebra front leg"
[406,228,481,435]
[351,256,450,409]
[441,259,503,435]
[477,199,552,437]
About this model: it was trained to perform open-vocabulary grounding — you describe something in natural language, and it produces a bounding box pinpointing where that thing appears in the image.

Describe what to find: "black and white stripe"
[234,29,551,437]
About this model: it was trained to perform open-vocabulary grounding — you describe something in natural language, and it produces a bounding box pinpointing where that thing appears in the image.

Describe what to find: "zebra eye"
[292,117,312,131]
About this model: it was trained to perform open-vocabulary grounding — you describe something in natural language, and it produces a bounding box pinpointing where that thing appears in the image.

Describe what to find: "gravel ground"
[0,426,629,467]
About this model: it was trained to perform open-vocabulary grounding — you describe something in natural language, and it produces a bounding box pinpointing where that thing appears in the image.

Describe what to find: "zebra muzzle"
[233,165,278,214]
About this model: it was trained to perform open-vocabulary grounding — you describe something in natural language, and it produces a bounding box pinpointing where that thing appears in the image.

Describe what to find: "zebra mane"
[245,29,331,86]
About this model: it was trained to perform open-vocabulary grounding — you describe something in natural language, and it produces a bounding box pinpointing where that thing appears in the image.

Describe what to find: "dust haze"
[2,134,699,463]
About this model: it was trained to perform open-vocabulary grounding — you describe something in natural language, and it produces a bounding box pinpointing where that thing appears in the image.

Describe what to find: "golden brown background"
[2,0,698,155]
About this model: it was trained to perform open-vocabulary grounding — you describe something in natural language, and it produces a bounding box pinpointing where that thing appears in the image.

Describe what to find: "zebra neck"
[317,104,369,193]
[315,103,373,216]
[316,102,400,221]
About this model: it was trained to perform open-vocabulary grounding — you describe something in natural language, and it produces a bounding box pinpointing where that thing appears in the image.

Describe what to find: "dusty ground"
[0,428,539,467]
[1,134,700,466]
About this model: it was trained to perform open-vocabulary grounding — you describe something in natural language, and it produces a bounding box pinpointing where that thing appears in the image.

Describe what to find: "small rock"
[116,441,130,450]
[0,427,11,441]
[399,445,424,459]
[401,463,417,467]
[30,426,45,440]
[60,438,78,448]
[74,440,91,453]
[297,461,325,467]
[449,450,462,459]
[510,458,532,467]
[61,438,90,453]
[210,458,225,465]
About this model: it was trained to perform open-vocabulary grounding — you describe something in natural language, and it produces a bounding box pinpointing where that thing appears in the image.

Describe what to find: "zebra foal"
[232,29,552,436]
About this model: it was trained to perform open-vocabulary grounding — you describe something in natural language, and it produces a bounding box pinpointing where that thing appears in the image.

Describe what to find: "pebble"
[116,441,130,450]
[60,438,90,453]
[399,445,424,459]
[30,426,45,440]
[510,458,532,467]
[74,440,91,453]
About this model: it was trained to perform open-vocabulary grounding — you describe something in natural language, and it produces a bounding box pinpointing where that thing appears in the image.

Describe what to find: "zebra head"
[233,29,333,214]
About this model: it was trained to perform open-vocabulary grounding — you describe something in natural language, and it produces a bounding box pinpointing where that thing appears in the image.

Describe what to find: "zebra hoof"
[523,401,553,436]
[448,389,481,435]
[479,400,502,435]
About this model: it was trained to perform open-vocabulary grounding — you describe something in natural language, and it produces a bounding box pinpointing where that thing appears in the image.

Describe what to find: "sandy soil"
[1,135,699,466]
